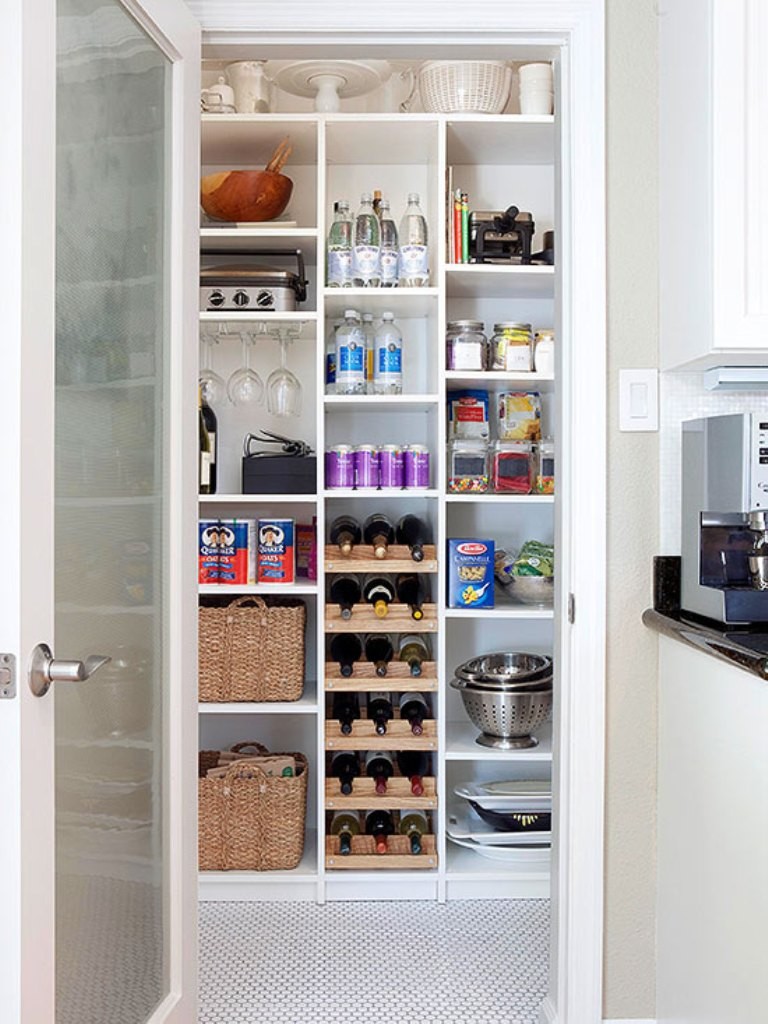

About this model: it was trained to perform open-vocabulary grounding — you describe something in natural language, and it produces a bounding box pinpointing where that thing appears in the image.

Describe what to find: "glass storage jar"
[489,322,533,372]
[534,437,555,493]
[491,440,535,494]
[446,320,488,371]
[447,440,489,492]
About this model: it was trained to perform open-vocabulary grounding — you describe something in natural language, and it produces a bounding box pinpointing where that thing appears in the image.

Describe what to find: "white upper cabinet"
[660,0,768,369]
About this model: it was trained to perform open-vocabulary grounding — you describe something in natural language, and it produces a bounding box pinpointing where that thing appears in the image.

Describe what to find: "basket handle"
[227,596,268,611]
[221,760,271,784]
[230,741,269,756]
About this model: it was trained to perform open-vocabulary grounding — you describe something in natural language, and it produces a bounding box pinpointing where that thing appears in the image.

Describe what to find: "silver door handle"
[28,642,111,698]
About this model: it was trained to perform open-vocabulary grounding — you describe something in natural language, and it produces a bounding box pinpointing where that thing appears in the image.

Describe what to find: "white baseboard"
[541,997,656,1024]
[604,1019,657,1023]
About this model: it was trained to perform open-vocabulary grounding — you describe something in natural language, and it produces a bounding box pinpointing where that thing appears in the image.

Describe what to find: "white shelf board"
[200,226,318,261]
[445,600,554,619]
[445,370,554,393]
[446,115,555,165]
[198,830,319,899]
[445,493,554,505]
[446,720,553,761]
[198,693,319,714]
[324,488,439,499]
[199,493,317,504]
[324,288,439,317]
[445,844,552,881]
[198,583,318,596]
[324,394,440,412]
[201,114,318,165]
[198,312,318,335]
[445,264,554,300]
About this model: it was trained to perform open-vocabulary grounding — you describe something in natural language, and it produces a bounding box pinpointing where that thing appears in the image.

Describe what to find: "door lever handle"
[28,643,111,698]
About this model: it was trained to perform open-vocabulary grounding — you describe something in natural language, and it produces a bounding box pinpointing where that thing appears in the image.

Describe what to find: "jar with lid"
[447,440,489,493]
[446,320,488,372]
[534,329,555,376]
[489,322,533,372]
[534,437,555,494]
[491,441,535,494]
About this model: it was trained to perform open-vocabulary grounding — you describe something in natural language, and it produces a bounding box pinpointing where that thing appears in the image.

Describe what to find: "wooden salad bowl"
[200,138,294,223]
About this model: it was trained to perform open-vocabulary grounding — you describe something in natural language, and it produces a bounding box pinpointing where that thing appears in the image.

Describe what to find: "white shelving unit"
[197,99,557,902]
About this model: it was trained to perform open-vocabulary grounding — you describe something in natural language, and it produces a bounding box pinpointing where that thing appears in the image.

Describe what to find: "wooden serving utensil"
[201,137,294,223]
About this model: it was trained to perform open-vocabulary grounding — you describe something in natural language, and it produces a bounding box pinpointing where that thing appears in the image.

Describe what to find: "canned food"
[325,444,355,489]
[378,444,404,489]
[354,444,380,489]
[403,445,430,489]
[257,518,295,584]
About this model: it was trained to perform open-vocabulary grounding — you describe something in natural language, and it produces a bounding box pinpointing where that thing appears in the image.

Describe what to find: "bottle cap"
[407,192,420,204]
[375,835,388,855]
[375,776,387,795]
[382,311,394,321]
[338,199,350,211]
[343,309,359,319]
[363,313,374,322]
[411,775,424,797]
[412,607,424,621]
[360,192,372,203]
[374,600,389,619]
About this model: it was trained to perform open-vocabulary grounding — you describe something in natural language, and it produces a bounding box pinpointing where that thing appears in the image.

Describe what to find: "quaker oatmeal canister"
[257,518,295,584]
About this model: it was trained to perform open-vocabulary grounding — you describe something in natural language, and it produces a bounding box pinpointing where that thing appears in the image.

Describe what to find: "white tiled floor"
[199,899,550,1024]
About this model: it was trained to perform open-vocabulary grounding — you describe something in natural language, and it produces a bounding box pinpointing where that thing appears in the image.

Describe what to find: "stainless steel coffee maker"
[681,413,768,624]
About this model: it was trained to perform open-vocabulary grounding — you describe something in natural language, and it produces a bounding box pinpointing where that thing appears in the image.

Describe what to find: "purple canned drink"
[404,444,430,489]
[378,444,404,489]
[325,445,355,489]
[354,445,380,489]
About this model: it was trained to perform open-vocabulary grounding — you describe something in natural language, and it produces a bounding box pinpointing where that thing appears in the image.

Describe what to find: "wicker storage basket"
[199,595,306,702]
[198,743,308,871]
[418,60,512,114]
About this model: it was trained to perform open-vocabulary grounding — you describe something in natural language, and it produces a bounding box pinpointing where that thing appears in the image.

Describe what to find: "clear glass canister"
[446,320,487,372]
[535,437,555,493]
[447,440,489,493]
[534,329,555,376]
[491,440,535,494]
[490,322,533,372]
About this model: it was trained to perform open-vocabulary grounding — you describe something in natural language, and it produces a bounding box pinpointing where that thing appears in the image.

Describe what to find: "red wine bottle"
[330,750,360,795]
[330,633,362,677]
[364,749,394,795]
[366,690,393,734]
[399,692,430,736]
[363,575,395,618]
[365,808,395,854]
[329,575,362,619]
[396,514,429,562]
[364,635,394,678]
[396,750,429,796]
[329,515,362,555]
[395,573,425,620]
[363,513,395,559]
[332,691,360,735]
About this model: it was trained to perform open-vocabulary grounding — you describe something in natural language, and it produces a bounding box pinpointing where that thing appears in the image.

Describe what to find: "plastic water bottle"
[353,193,381,287]
[362,312,376,394]
[373,312,403,395]
[327,200,353,287]
[325,318,341,392]
[379,199,399,288]
[335,310,366,394]
[399,192,429,287]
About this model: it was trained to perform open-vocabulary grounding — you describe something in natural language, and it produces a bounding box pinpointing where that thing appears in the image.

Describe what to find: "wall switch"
[619,368,658,431]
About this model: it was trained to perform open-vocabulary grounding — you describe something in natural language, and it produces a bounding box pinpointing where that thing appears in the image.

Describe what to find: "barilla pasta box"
[198,519,256,585]
[448,538,495,609]
[257,518,295,584]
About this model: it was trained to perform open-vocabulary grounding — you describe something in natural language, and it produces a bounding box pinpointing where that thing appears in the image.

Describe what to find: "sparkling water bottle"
[325,317,341,392]
[326,200,353,287]
[373,312,403,395]
[353,192,381,287]
[335,309,366,395]
[399,192,429,287]
[379,199,399,288]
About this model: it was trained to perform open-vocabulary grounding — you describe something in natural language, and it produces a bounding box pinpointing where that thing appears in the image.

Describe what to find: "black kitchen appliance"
[469,206,535,264]
[199,248,308,312]
[242,430,316,494]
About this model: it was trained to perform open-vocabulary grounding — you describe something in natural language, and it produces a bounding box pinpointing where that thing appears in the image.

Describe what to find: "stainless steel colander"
[451,675,553,750]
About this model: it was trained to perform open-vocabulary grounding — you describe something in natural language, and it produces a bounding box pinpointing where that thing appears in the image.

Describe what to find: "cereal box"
[447,538,495,609]
[198,519,256,585]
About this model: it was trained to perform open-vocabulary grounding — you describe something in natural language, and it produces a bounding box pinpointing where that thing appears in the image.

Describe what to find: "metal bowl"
[450,677,553,749]
[455,651,552,687]
[507,575,554,606]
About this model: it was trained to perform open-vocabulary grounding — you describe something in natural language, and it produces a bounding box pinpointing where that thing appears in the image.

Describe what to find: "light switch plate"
[619,368,658,432]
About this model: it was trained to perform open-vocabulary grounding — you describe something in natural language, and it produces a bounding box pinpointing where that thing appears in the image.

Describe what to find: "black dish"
[469,801,552,832]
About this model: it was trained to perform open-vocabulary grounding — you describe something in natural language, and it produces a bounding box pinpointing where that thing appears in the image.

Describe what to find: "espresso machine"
[681,413,768,625]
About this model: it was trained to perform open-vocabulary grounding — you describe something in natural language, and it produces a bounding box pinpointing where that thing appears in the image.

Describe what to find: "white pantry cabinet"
[660,0,768,370]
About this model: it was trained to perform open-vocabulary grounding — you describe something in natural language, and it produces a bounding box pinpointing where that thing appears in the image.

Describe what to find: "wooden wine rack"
[324,544,438,573]
[325,661,438,692]
[325,603,438,632]
[325,719,437,751]
[325,776,438,810]
[325,834,438,870]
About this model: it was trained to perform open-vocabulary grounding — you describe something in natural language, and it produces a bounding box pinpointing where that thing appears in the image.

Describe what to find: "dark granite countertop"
[643,608,768,681]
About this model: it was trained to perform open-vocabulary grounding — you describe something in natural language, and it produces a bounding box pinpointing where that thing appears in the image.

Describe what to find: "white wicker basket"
[418,60,512,114]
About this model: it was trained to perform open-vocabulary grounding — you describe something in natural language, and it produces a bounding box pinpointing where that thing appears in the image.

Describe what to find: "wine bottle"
[332,692,360,735]
[363,513,395,559]
[396,514,430,562]
[395,573,425,620]
[329,575,362,619]
[399,809,429,855]
[396,750,429,797]
[329,514,361,556]
[364,750,394,795]
[364,636,394,679]
[398,634,431,677]
[399,692,430,736]
[330,810,362,856]
[365,808,395,855]
[329,750,360,795]
[363,575,395,618]
[198,386,212,495]
[330,633,363,677]
[201,392,218,494]
[366,690,393,734]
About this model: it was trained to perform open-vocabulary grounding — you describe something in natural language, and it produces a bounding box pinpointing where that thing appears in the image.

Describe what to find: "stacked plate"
[447,779,552,862]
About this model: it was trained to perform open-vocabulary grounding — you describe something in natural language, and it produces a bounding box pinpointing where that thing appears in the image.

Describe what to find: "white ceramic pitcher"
[226,61,273,114]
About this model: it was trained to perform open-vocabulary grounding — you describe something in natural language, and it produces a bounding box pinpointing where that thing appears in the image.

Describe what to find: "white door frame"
[0,0,200,1020]
[195,3,606,1023]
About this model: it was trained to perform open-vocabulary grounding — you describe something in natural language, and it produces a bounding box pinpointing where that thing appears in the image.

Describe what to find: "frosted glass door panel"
[55,1,170,1020]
